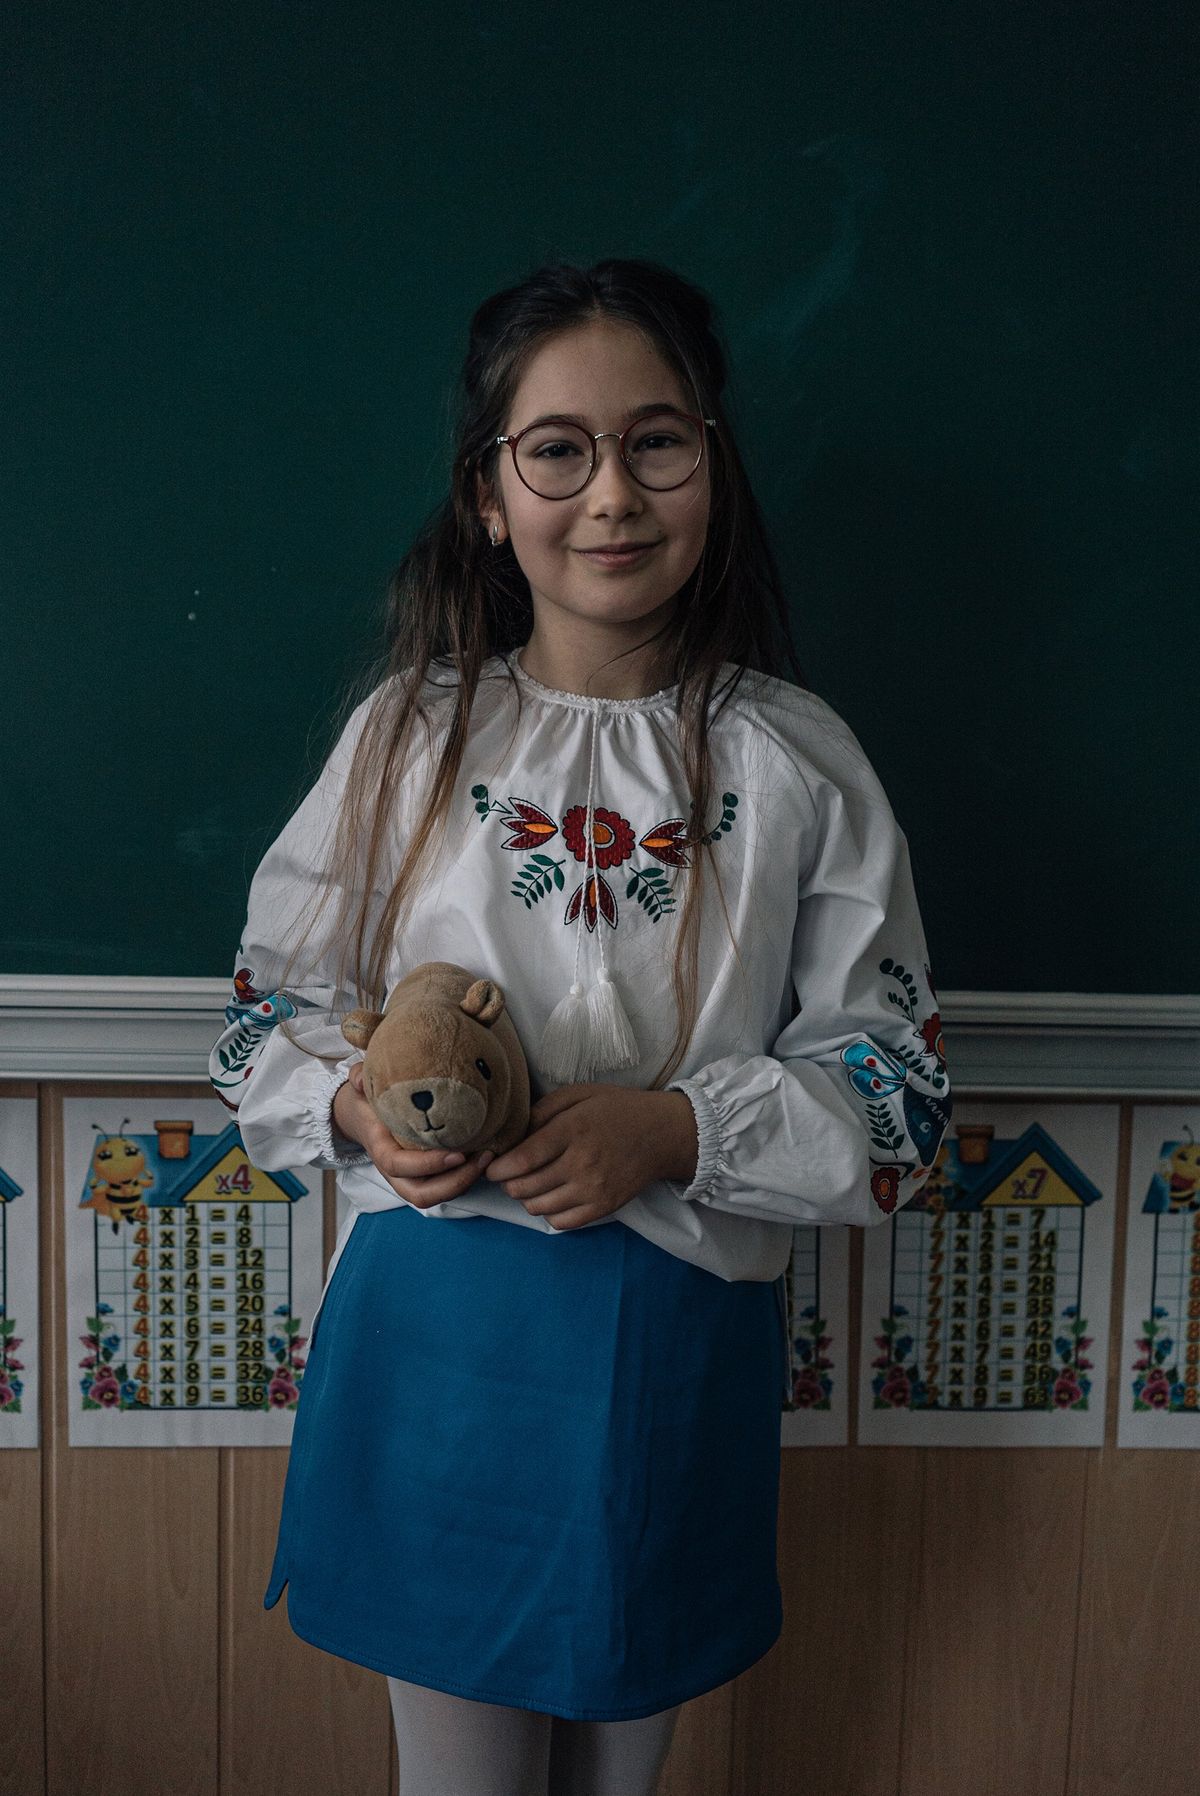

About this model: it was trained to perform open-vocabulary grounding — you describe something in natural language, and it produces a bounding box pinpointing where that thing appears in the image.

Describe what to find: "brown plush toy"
[341,961,532,1156]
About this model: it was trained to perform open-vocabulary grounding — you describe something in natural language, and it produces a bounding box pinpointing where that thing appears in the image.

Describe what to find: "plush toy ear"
[342,1009,383,1049]
[460,978,505,1028]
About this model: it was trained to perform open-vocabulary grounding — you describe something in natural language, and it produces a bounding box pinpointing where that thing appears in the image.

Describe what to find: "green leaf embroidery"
[511,856,568,908]
[625,865,677,922]
[694,791,739,846]
[865,1098,905,1155]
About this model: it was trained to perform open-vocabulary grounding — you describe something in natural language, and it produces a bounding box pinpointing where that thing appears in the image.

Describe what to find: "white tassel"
[538,979,593,1083]
[584,972,639,1072]
[538,970,640,1082]
[538,695,642,1084]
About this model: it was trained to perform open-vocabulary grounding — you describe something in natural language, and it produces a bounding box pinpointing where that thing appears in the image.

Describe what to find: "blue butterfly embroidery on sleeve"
[843,1039,906,1099]
[841,1038,952,1170]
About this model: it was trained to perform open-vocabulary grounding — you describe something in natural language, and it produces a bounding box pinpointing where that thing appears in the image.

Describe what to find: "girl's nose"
[586,436,643,504]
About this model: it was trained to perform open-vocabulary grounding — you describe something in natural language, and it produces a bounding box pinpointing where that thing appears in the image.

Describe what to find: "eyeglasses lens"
[515,412,703,497]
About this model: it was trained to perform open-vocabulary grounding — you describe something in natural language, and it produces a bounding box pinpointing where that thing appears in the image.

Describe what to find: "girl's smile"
[574,540,660,569]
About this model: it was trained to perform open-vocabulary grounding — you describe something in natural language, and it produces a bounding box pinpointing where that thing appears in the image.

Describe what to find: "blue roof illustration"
[912,1121,1100,1213]
[79,1122,306,1207]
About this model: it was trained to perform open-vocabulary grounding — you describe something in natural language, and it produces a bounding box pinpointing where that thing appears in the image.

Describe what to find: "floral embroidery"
[838,958,951,1214]
[471,783,739,934]
[870,1164,903,1215]
[211,967,298,1105]
[233,966,263,1006]
[562,803,634,870]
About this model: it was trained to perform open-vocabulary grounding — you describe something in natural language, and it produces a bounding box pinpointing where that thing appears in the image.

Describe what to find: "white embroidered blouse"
[209,646,952,1323]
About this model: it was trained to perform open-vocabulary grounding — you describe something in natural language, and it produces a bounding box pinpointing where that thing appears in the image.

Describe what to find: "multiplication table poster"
[63,1097,324,1446]
[858,1103,1118,1446]
[0,1095,39,1449]
[1118,1103,1200,1448]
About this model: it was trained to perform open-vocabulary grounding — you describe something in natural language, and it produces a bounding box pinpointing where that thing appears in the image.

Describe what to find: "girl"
[209,258,952,1796]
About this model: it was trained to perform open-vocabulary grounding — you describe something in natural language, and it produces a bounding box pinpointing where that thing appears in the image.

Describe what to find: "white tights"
[386,1674,682,1796]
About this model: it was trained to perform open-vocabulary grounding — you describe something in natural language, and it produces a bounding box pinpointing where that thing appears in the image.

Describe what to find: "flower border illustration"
[1132,1306,1199,1412]
[79,1300,307,1411]
[871,1300,1093,1410]
[0,1305,24,1412]
[786,1302,833,1411]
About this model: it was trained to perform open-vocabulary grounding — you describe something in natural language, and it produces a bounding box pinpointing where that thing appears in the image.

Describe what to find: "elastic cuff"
[308,1061,373,1170]
[661,1077,724,1203]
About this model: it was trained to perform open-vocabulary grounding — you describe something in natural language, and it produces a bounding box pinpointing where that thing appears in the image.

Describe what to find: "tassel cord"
[537,696,639,1081]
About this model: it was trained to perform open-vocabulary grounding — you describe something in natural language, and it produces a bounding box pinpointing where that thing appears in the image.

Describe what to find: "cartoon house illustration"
[78,1122,308,1413]
[1132,1125,1200,1415]
[0,1165,24,1415]
[874,1122,1101,1413]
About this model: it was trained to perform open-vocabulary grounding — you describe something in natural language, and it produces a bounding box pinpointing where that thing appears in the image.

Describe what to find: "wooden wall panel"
[1068,1450,1200,1796]
[0,1078,42,1796]
[901,1449,1086,1796]
[733,1446,922,1796]
[0,1449,44,1796]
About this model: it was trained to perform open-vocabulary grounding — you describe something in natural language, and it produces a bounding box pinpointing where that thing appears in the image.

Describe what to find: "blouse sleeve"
[662,723,952,1229]
[208,695,384,1173]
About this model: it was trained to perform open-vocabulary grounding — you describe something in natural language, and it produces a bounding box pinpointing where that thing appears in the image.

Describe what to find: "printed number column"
[974,1207,996,1407]
[1023,1206,1057,1409]
[154,1206,179,1408]
[183,1201,208,1407]
[236,1196,269,1406]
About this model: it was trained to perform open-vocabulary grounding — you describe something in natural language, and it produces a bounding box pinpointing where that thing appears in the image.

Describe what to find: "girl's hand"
[482,1083,698,1231]
[332,1060,495,1207]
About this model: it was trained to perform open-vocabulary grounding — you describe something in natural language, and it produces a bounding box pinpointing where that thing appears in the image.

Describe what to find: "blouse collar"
[501,646,681,715]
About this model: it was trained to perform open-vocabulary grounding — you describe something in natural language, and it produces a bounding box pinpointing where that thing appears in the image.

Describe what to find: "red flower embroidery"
[233,967,262,1004]
[565,870,619,932]
[920,1011,945,1065]
[498,797,559,851]
[871,1164,903,1214]
[639,817,692,867]
[562,804,634,870]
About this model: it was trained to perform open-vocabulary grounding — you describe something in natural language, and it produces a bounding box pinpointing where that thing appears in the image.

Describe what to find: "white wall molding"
[0,976,1197,1094]
[0,976,232,1082]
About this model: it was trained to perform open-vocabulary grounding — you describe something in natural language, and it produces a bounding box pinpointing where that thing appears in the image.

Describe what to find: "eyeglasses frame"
[492,408,717,499]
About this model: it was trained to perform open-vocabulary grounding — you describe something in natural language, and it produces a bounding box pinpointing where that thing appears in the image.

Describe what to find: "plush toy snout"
[341,961,531,1158]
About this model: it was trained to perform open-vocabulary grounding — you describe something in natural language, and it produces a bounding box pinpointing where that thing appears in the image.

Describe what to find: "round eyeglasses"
[493,409,716,500]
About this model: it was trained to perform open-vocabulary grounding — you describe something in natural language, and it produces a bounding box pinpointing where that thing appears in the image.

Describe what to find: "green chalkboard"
[5,4,1195,990]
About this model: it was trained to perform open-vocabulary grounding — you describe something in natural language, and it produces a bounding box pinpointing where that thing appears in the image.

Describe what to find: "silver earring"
[490,523,499,546]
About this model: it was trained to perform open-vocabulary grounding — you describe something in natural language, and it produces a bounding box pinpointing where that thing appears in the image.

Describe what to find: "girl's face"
[478,317,711,642]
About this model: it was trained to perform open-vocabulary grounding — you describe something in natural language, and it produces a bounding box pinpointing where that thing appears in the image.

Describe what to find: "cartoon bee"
[83,1120,155,1233]
[1158,1124,1200,1214]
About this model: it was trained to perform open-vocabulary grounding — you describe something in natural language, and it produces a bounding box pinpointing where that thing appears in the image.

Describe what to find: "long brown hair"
[272,256,811,1088]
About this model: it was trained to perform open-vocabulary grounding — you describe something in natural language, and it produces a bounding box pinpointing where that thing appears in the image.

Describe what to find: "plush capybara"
[341,961,531,1157]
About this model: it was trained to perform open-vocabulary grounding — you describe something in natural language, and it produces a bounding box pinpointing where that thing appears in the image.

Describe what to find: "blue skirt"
[265,1204,785,1722]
